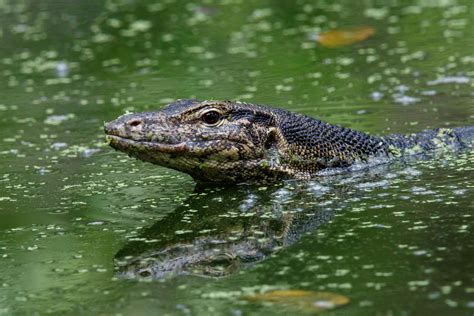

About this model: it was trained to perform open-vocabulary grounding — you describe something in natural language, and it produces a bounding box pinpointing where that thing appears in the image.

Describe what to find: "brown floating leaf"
[317,26,375,48]
[241,289,349,313]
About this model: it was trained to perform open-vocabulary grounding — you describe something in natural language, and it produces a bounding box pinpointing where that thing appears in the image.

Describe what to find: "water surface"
[0,0,473,314]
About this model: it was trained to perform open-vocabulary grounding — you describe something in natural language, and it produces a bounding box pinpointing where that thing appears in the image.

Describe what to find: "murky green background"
[1,0,473,315]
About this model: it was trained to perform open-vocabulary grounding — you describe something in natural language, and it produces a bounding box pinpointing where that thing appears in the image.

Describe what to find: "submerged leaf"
[241,289,349,312]
[317,26,375,48]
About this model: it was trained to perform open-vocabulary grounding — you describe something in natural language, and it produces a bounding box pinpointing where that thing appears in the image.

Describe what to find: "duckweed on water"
[0,0,473,315]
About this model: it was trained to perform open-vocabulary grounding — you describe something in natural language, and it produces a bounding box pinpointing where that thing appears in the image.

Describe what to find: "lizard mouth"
[106,135,189,154]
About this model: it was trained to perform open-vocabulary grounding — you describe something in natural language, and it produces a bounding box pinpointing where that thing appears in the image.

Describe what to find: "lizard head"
[104,99,282,183]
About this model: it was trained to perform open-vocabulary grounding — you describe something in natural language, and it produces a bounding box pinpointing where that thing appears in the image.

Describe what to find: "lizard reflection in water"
[115,179,357,279]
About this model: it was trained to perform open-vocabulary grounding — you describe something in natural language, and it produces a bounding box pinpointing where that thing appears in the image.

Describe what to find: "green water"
[1,0,473,314]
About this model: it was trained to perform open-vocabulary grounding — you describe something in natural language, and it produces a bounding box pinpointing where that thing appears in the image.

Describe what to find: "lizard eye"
[201,110,222,126]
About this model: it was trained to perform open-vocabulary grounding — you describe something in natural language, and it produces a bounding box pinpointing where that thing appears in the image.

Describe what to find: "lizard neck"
[270,112,389,175]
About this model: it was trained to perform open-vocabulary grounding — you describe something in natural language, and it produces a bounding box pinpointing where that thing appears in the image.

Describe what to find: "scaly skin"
[104,99,473,183]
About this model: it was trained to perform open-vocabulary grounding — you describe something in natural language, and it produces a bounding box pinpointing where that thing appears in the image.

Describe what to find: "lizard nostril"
[127,119,143,127]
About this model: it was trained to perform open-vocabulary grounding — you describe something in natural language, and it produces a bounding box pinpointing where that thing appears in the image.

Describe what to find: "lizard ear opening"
[264,127,278,150]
